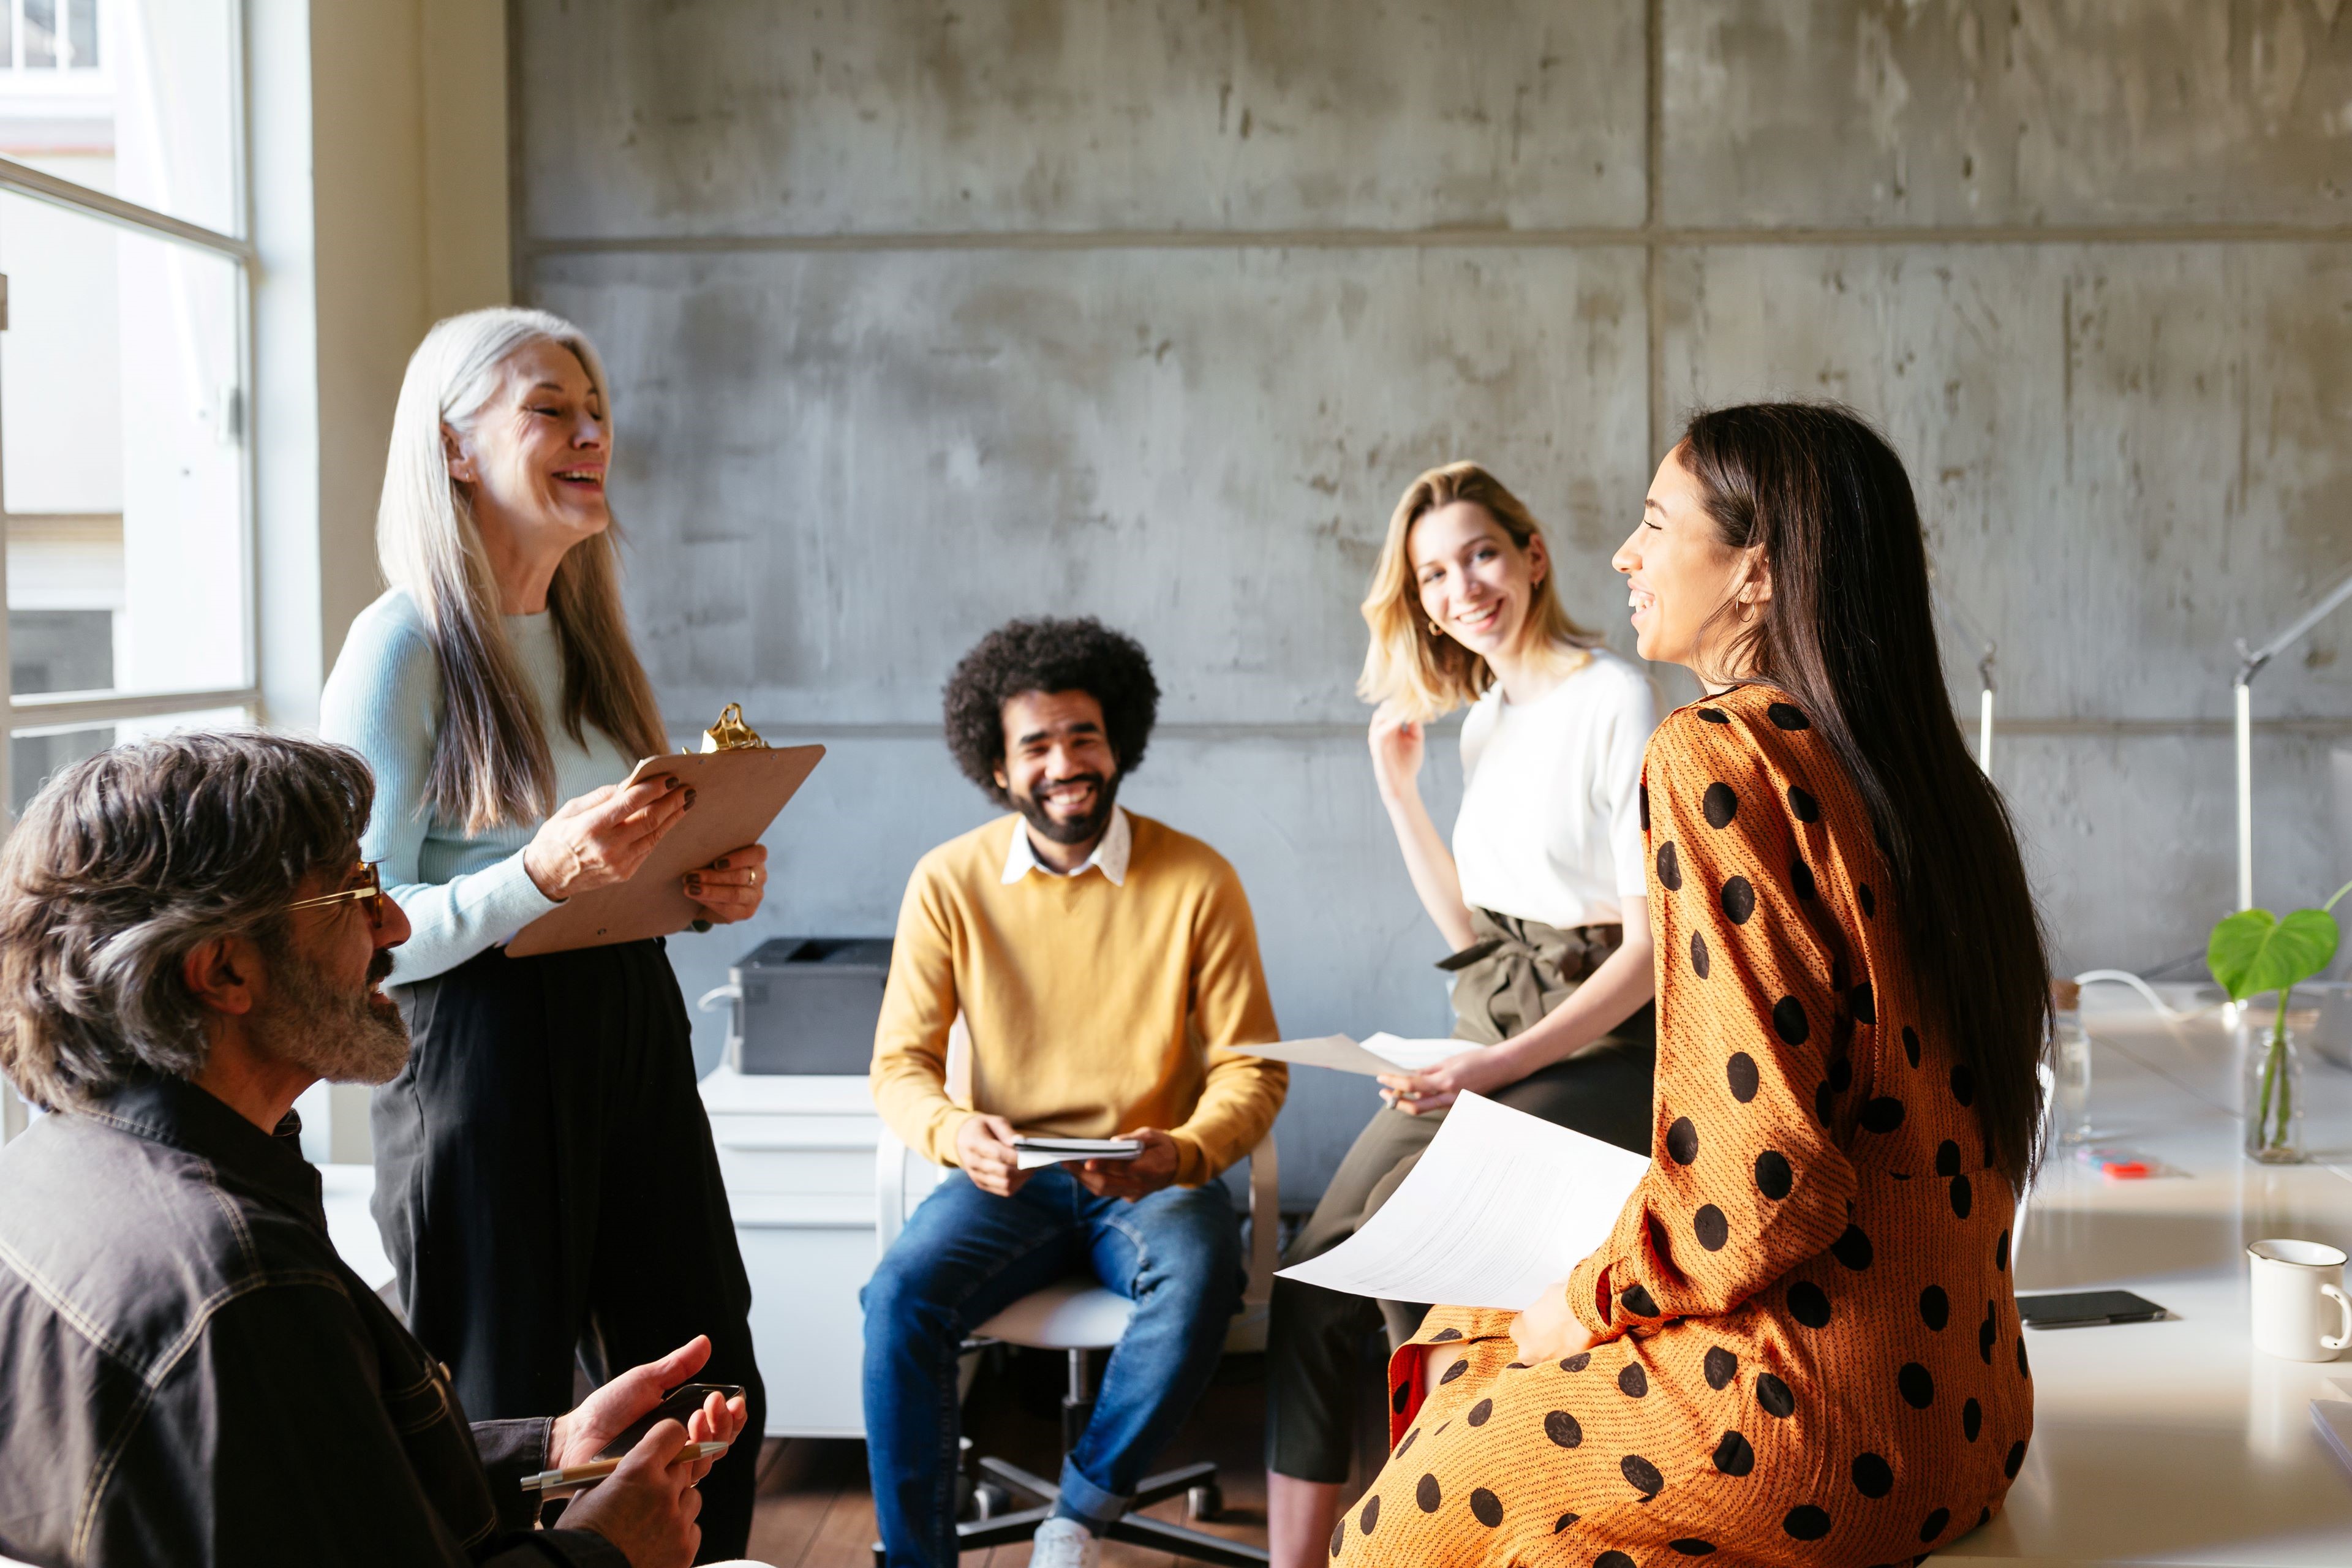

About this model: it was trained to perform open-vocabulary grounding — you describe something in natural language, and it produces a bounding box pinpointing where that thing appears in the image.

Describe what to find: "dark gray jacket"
[0,1074,627,1568]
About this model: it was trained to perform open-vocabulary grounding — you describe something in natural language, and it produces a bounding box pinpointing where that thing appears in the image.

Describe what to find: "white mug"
[2247,1238,2352,1362]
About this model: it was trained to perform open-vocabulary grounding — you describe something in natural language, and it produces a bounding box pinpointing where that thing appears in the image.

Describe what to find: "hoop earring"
[1738,602,1758,625]
[1428,617,1444,638]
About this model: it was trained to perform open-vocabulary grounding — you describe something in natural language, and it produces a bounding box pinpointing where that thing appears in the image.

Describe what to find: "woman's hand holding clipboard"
[508,706,824,957]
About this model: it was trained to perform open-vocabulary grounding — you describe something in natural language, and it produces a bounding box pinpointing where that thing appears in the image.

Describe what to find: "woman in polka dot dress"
[1331,403,2052,1568]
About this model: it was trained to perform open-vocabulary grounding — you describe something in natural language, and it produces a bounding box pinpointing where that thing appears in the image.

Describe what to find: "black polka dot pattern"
[1721,875,1757,924]
[2005,1441,2027,1479]
[1439,1357,1469,1384]
[1330,1518,1345,1556]
[1849,982,1876,1024]
[1767,702,1811,730]
[1772,996,1809,1045]
[1789,1281,1832,1328]
[1755,1150,1793,1199]
[1467,1399,1493,1427]
[1360,1494,1379,1534]
[1621,1455,1664,1498]
[1858,883,1876,917]
[1950,1062,1975,1107]
[1950,1174,1973,1219]
[1703,782,1740,829]
[1898,1363,1934,1409]
[1620,1284,1659,1319]
[1852,1452,1894,1498]
[1553,1512,1578,1534]
[1782,1505,1831,1540]
[1788,783,1820,821]
[1668,1540,1717,1557]
[1920,1285,1950,1330]
[1792,860,1818,900]
[1469,1488,1503,1526]
[1596,1553,1636,1568]
[1691,930,1711,978]
[1828,1055,1853,1092]
[1544,1410,1583,1448]
[1667,1117,1700,1164]
[1756,1373,1796,1418]
[1831,1224,1874,1270]
[1639,783,1649,832]
[1396,1429,1418,1456]
[1618,1363,1649,1397]
[1919,1508,1950,1542]
[1656,840,1683,891]
[1713,1430,1756,1475]
[1558,1352,1591,1373]
[1979,1301,1997,1364]
[1860,1096,1906,1133]
[1962,1399,1981,1441]
[1994,1229,2010,1272]
[1698,707,1730,724]
[1814,1081,1836,1126]
[1694,1204,1729,1251]
[1428,1327,1464,1341]
[1416,1474,1441,1512]
[1902,1024,1920,1066]
[1934,1140,1961,1177]
[1727,1052,1760,1101]
[1703,1346,1738,1390]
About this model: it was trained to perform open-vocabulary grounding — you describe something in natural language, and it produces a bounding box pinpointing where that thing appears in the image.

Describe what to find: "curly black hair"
[943,617,1161,805]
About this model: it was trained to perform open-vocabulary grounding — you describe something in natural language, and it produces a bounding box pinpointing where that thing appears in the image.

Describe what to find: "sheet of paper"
[1013,1137,1143,1170]
[1360,1033,1460,1072]
[1239,1033,1467,1077]
[1277,1092,1651,1310]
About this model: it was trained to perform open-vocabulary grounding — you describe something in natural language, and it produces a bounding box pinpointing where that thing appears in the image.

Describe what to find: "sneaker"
[1030,1515,1100,1568]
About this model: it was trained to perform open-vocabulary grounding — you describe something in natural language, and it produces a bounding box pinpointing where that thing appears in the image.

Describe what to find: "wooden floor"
[745,1344,1387,1568]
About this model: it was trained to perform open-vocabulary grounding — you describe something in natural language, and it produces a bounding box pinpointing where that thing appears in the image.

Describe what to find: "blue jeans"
[860,1166,1245,1568]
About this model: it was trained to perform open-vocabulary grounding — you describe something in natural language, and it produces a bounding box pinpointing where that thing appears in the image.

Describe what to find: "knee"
[1135,1198,1245,1319]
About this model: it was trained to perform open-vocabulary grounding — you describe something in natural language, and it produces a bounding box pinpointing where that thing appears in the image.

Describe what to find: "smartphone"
[593,1382,745,1460]
[2017,1289,2168,1329]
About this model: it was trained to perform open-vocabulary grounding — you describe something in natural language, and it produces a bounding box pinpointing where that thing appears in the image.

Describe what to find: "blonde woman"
[1264,463,1659,1568]
[320,307,766,1559]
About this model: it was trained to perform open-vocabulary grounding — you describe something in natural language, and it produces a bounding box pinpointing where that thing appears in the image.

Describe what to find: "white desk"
[1941,987,2352,1565]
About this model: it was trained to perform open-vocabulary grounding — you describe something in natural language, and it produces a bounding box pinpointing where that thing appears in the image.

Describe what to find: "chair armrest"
[1243,1129,1280,1310]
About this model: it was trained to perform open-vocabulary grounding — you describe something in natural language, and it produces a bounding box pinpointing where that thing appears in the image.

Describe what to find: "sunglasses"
[285,862,389,927]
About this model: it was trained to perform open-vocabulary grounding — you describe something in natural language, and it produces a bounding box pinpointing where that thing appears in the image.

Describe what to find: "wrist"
[521,842,565,902]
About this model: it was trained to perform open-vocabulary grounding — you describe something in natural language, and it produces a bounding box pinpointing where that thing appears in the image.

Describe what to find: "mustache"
[1035,772,1107,797]
[367,949,395,987]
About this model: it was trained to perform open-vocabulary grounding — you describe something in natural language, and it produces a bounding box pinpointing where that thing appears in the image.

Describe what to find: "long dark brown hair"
[1680,402,2051,1190]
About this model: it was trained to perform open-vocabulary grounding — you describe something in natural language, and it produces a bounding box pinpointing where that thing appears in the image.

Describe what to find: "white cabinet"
[698,1066,880,1438]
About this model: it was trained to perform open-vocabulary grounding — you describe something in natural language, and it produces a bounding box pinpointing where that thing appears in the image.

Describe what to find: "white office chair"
[873,1122,1278,1567]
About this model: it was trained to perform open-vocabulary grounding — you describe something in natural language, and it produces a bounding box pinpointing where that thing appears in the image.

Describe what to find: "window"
[0,0,249,818]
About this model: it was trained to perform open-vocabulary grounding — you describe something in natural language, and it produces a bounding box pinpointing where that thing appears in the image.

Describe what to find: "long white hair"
[377,306,666,832]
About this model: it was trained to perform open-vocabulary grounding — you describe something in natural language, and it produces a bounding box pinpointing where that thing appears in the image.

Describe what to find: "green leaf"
[2209,907,2342,1001]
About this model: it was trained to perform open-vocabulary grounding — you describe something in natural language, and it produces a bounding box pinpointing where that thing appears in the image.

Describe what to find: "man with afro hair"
[864,616,1287,1568]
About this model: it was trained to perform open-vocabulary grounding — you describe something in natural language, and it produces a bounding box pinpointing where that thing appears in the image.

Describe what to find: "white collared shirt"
[1000,805,1131,887]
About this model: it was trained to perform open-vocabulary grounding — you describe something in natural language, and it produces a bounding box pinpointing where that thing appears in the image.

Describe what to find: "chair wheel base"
[971,1480,1015,1520]
[1188,1480,1223,1522]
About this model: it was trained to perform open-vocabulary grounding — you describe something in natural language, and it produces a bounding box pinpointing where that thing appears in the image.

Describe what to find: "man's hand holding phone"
[957,1112,1030,1197]
[546,1335,748,1568]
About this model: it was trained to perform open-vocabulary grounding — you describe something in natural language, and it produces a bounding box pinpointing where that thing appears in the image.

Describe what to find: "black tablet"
[2017,1288,2168,1329]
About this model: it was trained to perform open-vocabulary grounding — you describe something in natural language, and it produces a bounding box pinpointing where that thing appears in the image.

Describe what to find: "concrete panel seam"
[521,222,2352,258]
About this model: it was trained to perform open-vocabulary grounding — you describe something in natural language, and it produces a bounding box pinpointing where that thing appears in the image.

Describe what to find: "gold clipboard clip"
[700,703,768,753]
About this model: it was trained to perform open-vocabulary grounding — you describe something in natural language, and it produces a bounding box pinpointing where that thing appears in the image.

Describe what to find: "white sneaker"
[1030,1515,1101,1568]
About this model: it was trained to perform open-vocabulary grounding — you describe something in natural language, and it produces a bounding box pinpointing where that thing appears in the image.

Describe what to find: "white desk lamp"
[1932,582,1997,776]
[2233,567,2352,910]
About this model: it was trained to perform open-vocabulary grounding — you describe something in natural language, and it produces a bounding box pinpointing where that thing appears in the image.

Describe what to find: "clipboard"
[1241,1033,1464,1077]
[506,741,824,957]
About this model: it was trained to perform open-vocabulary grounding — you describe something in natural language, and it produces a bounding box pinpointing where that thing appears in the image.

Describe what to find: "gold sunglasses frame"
[286,862,388,924]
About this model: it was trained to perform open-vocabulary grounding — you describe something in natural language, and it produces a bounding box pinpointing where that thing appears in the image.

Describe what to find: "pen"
[521,1439,731,1491]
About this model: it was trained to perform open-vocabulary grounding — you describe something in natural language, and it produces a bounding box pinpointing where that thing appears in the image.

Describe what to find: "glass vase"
[2243,1021,2307,1165]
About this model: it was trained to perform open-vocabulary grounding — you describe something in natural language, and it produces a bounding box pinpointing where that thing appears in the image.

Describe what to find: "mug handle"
[2325,1284,2352,1352]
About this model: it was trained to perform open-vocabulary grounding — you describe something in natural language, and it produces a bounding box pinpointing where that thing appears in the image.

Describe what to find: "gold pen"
[520,1439,731,1492]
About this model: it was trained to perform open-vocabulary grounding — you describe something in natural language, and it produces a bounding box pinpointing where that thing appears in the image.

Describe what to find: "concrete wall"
[510,0,2352,1202]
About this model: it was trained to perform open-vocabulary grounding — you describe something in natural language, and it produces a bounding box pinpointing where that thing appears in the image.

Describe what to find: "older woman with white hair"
[322,307,767,1559]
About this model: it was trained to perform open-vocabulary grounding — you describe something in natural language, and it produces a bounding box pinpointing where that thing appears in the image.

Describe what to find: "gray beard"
[251,951,411,1087]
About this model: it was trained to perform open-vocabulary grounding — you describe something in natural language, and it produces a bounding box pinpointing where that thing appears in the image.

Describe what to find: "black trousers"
[374,939,767,1561]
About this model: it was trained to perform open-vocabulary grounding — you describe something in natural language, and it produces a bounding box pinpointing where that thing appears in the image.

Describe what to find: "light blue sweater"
[319,590,640,983]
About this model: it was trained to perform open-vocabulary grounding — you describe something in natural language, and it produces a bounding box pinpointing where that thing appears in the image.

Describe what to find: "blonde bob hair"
[377,307,668,833]
[1357,462,1599,721]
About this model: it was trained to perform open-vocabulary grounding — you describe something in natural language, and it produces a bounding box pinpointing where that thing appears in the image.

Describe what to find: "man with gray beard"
[0,733,752,1568]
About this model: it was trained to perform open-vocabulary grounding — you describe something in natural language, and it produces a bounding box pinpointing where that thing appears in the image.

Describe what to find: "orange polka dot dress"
[1331,684,2032,1568]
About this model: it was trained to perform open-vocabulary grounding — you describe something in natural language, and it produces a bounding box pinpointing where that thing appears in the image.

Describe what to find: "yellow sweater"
[870,812,1286,1186]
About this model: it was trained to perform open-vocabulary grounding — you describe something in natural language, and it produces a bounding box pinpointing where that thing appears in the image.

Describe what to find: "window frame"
[0,0,257,820]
